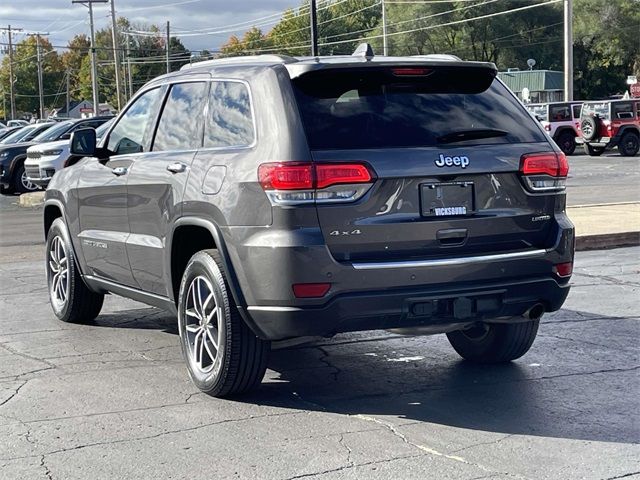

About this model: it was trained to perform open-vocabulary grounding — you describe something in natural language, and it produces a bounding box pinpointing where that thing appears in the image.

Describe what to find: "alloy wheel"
[48,236,69,308]
[184,275,222,374]
[21,170,37,191]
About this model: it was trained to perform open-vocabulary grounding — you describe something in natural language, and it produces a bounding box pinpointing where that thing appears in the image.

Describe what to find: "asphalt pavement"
[0,152,638,479]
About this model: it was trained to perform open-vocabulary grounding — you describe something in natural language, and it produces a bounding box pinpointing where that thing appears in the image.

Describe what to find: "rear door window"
[292,67,546,150]
[549,105,571,121]
[204,81,254,148]
[153,82,209,151]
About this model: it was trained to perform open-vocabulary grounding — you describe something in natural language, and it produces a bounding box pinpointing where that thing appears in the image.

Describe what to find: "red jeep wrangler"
[578,100,640,156]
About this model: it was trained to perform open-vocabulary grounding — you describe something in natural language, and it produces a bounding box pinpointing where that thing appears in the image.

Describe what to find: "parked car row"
[526,99,640,156]
[0,117,113,194]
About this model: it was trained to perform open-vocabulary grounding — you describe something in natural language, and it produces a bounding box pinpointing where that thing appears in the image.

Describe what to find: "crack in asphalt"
[603,472,640,480]
[316,347,342,382]
[543,315,639,325]
[350,414,529,479]
[284,453,426,479]
[573,271,640,287]
[0,381,28,407]
[449,434,514,454]
[0,411,303,463]
[39,455,53,480]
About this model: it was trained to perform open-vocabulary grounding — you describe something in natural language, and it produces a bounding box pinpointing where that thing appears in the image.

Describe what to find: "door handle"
[111,167,128,176]
[166,162,187,174]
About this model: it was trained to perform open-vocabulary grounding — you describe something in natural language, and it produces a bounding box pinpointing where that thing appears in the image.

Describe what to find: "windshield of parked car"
[582,102,610,120]
[0,125,36,144]
[293,67,546,149]
[32,120,74,142]
[527,104,548,121]
[95,118,115,139]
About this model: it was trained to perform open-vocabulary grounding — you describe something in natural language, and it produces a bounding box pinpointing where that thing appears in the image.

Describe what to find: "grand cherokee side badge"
[435,154,470,168]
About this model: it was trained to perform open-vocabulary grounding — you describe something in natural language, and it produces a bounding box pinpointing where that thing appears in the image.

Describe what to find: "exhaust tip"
[525,303,545,320]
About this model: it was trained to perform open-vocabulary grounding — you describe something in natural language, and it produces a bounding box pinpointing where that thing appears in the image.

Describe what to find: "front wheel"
[584,144,605,156]
[446,319,540,363]
[46,218,104,323]
[178,250,270,397]
[13,163,39,193]
[619,132,639,156]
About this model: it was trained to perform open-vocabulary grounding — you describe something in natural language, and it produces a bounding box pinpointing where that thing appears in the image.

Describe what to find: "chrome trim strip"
[351,249,547,270]
[247,306,302,312]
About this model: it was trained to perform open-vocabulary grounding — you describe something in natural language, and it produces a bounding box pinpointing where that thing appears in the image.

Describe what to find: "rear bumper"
[242,276,570,340]
[577,136,618,148]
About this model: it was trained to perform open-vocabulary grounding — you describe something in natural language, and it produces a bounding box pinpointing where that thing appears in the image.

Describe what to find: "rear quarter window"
[204,81,254,149]
[293,67,546,150]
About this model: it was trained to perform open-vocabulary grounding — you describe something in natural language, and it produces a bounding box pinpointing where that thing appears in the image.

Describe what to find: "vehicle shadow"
[91,306,638,444]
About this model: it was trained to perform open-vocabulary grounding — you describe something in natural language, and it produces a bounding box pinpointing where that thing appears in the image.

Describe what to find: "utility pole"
[382,0,388,56]
[26,32,48,119]
[310,0,318,56]
[36,34,44,119]
[126,32,133,99]
[166,21,170,74]
[563,0,573,101]
[66,69,70,116]
[1,25,22,119]
[109,0,123,111]
[72,0,107,117]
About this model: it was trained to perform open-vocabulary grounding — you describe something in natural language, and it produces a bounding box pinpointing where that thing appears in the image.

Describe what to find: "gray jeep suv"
[43,49,574,397]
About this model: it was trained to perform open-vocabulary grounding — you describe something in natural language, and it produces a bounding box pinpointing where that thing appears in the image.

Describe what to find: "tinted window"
[154,82,208,151]
[204,81,254,148]
[293,68,546,149]
[108,88,162,155]
[572,104,582,118]
[612,102,633,119]
[549,105,571,122]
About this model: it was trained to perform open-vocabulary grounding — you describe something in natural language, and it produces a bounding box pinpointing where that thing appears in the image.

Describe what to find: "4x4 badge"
[330,230,362,236]
[435,154,470,168]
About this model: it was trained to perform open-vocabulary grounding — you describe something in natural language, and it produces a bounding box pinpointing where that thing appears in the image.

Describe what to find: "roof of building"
[497,69,563,93]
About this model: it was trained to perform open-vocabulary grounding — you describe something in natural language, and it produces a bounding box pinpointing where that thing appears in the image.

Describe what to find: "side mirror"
[60,132,72,140]
[70,128,96,156]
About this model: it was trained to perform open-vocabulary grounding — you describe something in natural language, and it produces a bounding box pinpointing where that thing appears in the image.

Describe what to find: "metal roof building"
[497,70,564,103]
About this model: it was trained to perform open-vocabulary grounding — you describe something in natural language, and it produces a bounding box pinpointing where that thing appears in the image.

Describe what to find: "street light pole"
[36,34,45,119]
[72,0,108,117]
[0,25,23,119]
[166,21,170,74]
[310,0,318,56]
[563,0,573,101]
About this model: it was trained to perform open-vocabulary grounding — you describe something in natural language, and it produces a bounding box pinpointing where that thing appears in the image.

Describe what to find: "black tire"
[580,116,599,142]
[178,250,270,397]
[446,319,540,363]
[13,161,39,193]
[46,218,104,323]
[555,131,576,155]
[619,132,639,156]
[0,184,14,195]
[583,143,605,156]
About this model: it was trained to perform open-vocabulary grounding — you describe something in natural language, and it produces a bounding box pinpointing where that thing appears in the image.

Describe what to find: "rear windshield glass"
[293,67,546,150]
[582,102,610,121]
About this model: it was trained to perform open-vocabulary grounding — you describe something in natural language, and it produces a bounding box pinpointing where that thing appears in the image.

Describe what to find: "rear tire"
[0,184,14,195]
[584,143,605,156]
[46,218,104,323]
[178,250,270,397]
[556,131,576,155]
[446,319,540,363]
[619,132,639,156]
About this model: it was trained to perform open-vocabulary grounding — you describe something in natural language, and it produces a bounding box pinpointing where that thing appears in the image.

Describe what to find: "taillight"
[258,162,374,205]
[519,152,568,192]
[553,262,573,278]
[544,124,551,131]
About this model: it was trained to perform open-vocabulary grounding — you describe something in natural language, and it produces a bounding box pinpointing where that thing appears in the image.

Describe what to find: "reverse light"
[553,262,573,278]
[292,283,331,298]
[258,162,374,205]
[520,152,569,192]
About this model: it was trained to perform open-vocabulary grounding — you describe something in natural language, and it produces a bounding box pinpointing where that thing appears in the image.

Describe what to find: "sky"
[0,0,300,55]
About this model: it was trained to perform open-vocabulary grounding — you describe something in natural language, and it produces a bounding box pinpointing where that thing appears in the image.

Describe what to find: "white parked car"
[7,120,29,127]
[25,118,113,187]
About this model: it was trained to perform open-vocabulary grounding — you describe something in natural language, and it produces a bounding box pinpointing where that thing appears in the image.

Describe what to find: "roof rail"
[180,54,298,71]
[412,54,462,62]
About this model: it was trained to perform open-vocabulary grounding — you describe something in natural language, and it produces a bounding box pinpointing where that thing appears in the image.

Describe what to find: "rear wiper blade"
[436,128,508,144]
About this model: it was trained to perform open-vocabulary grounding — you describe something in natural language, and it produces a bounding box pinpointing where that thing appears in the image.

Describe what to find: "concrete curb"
[18,191,45,208]
[576,232,640,251]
